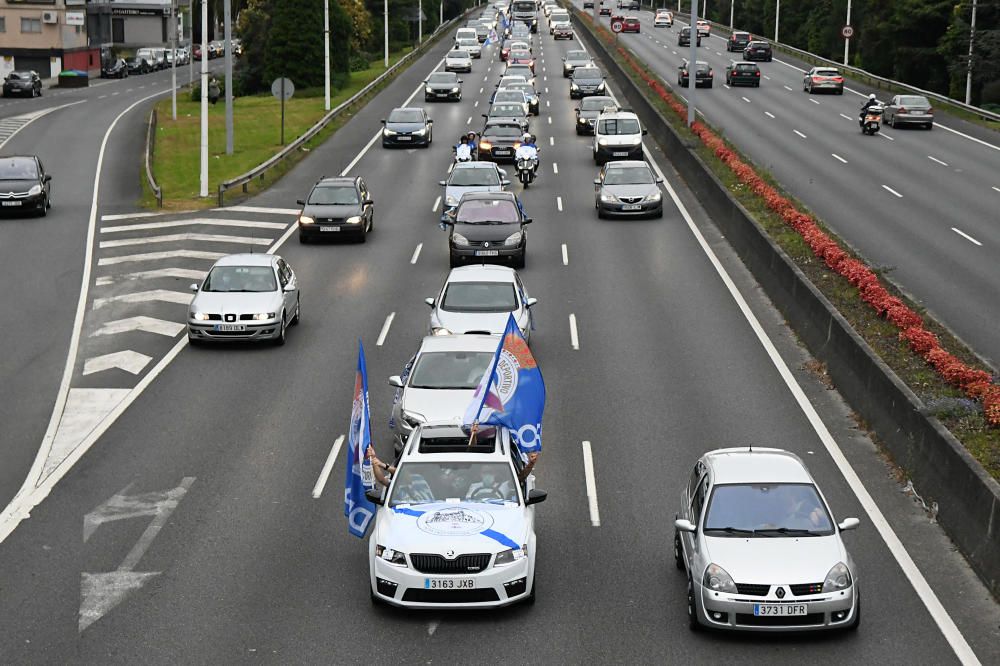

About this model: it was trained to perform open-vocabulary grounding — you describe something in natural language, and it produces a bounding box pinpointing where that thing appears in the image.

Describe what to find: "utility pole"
[171,0,177,120]
[774,0,780,43]
[729,0,734,30]
[419,0,423,43]
[324,0,331,110]
[688,0,698,127]
[384,0,389,68]
[966,0,977,105]
[843,0,852,65]
[224,0,233,155]
[440,0,443,27]
[199,0,208,198]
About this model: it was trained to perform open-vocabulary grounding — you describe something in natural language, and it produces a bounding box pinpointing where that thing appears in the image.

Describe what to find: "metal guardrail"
[669,11,1000,124]
[144,108,162,208]
[217,14,468,206]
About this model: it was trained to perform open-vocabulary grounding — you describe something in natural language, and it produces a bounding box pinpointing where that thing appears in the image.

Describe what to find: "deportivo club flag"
[463,315,546,453]
[344,341,376,539]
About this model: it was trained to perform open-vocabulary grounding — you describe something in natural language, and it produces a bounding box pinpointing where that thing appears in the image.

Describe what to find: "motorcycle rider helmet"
[522,133,532,143]
[868,93,876,101]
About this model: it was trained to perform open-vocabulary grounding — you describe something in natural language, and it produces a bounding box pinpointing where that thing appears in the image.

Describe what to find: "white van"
[593,109,646,164]
[455,28,478,44]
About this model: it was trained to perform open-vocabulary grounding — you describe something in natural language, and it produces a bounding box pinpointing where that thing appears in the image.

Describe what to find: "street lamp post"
[224,0,233,155]
[324,0,331,111]
[199,0,208,198]
[384,0,389,68]
[729,0,734,30]
[966,0,978,104]
[688,0,699,127]
[843,0,852,65]
[171,0,177,121]
[774,0,780,43]
[419,0,423,43]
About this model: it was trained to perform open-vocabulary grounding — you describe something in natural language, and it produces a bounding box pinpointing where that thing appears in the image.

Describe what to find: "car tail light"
[834,76,844,83]
[709,70,714,77]
[927,108,934,114]
[898,107,907,114]
[755,71,760,76]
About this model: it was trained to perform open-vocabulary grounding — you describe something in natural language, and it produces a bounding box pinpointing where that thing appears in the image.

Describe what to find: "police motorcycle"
[859,95,884,136]
[515,133,539,187]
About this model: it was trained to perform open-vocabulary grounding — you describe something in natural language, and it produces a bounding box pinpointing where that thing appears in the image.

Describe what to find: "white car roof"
[213,253,276,267]
[703,448,814,485]
[446,264,518,284]
[416,333,500,354]
[403,423,512,462]
[597,110,639,121]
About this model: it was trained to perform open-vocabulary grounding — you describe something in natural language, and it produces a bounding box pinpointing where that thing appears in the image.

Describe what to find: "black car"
[679,59,713,88]
[743,40,773,61]
[678,27,702,47]
[381,107,433,147]
[478,120,524,162]
[296,176,374,243]
[575,95,617,135]
[101,58,129,79]
[0,155,52,217]
[2,71,42,98]
[445,192,531,268]
[583,0,594,7]
[727,31,752,52]
[126,57,152,75]
[569,66,606,98]
[424,72,463,102]
[725,60,761,87]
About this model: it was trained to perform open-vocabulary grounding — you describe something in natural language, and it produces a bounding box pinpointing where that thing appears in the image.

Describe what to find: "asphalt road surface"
[0,21,997,665]
[573,3,1000,369]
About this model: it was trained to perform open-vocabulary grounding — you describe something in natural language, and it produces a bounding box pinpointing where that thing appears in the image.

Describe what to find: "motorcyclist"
[514,133,539,173]
[466,130,479,160]
[859,93,880,126]
[454,135,472,162]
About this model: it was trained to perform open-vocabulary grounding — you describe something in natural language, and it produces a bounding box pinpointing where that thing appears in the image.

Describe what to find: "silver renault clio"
[674,448,861,632]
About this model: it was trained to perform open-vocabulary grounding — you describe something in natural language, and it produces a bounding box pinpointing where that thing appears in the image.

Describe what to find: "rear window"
[815,68,840,76]
[308,185,358,205]
[733,32,750,39]
[736,64,757,72]
[897,95,930,106]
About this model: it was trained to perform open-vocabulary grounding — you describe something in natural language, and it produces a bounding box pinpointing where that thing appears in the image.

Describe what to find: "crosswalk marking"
[93,290,193,310]
[100,212,170,222]
[95,268,207,286]
[99,232,273,249]
[102,218,288,233]
[98,250,226,266]
[216,205,300,215]
[91,316,186,338]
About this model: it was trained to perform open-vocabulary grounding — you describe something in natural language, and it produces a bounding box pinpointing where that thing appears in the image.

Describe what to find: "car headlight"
[600,193,616,203]
[431,327,453,336]
[597,82,606,91]
[251,312,276,321]
[375,545,408,567]
[191,312,210,321]
[401,410,425,428]
[298,215,315,225]
[822,562,852,592]
[414,127,427,136]
[578,117,587,124]
[504,231,522,246]
[451,87,460,93]
[28,184,43,196]
[494,546,527,566]
[425,87,433,93]
[345,215,362,224]
[647,191,661,202]
[702,563,737,594]
[452,232,470,247]
[383,128,397,136]
[597,138,608,146]
[570,82,579,90]
[445,195,459,206]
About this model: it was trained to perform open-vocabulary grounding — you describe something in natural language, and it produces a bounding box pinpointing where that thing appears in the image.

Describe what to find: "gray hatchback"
[594,160,663,218]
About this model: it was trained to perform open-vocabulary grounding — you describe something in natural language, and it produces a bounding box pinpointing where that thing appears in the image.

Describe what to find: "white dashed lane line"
[793,130,807,139]
[927,155,948,167]
[552,162,558,174]
[376,312,395,347]
[832,154,848,164]
[741,96,751,104]
[569,314,579,350]
[764,111,776,119]
[410,243,423,264]
[581,441,601,527]
[432,195,440,212]
[783,85,793,91]
[809,99,820,105]
[549,136,554,146]
[840,113,853,121]
[882,184,904,198]
[951,228,982,246]
[993,186,1000,194]
[562,243,569,266]
[311,435,345,499]
[556,196,563,211]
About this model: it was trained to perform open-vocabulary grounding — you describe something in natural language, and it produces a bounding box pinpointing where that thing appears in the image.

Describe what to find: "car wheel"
[449,254,460,268]
[925,123,933,130]
[187,335,203,348]
[515,252,525,269]
[274,313,287,346]
[837,89,844,95]
[706,81,713,88]
[597,206,606,219]
[370,586,384,606]
[687,576,701,631]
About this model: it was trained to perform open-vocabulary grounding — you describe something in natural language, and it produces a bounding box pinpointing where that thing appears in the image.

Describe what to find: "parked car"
[679,59,714,88]
[2,71,42,98]
[193,44,205,61]
[725,61,761,87]
[883,94,934,129]
[296,176,374,243]
[101,58,128,79]
[803,67,844,94]
[594,160,663,219]
[0,155,51,217]
[743,40,773,61]
[126,57,152,75]
[728,31,752,51]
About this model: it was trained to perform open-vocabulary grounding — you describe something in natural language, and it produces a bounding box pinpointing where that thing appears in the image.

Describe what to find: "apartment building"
[1,0,96,79]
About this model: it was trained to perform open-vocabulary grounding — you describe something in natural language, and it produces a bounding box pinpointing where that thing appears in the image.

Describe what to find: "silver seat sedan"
[187,253,301,346]
[674,448,861,632]
[425,265,536,340]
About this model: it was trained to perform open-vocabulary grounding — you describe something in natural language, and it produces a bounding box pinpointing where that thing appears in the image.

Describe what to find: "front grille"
[410,553,491,574]
[735,613,825,627]
[790,582,824,596]
[0,192,31,199]
[402,588,500,603]
[206,314,223,321]
[618,196,643,204]
[735,583,770,597]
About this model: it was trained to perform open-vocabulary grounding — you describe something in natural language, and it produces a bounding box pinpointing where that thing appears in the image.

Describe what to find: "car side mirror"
[189,283,199,292]
[365,489,385,506]
[674,518,697,533]
[380,119,386,124]
[388,375,404,388]
[642,129,648,135]
[363,199,374,206]
[522,217,533,225]
[424,297,436,307]
[427,119,434,124]
[655,177,663,184]
[458,79,464,83]
[526,297,538,307]
[838,517,860,532]
[593,178,601,185]
[296,199,305,205]
[482,113,489,118]
[525,489,547,505]
[501,179,512,186]
[439,180,449,187]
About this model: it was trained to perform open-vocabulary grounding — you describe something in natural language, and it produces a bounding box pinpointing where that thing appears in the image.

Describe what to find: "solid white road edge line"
[410,243,423,264]
[581,441,600,527]
[312,435,345,499]
[642,146,980,666]
[377,312,396,347]
[568,314,579,350]
[951,228,983,246]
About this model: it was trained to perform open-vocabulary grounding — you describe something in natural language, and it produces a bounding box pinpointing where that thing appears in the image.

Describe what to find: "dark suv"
[296,176,374,243]
[678,27,702,47]
[725,60,761,87]
[727,31,752,51]
[743,40,773,61]
[444,192,531,268]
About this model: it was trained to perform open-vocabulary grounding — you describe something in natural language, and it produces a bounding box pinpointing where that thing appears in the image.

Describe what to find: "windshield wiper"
[703,526,756,536]
[754,527,825,536]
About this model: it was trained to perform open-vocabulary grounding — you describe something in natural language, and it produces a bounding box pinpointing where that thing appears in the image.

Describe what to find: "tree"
[340,0,374,54]
[235,0,273,94]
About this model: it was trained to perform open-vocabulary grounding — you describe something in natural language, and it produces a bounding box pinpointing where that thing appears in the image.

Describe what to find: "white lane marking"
[951,228,982,246]
[741,96,750,104]
[0,87,184,544]
[427,620,440,636]
[479,87,484,93]
[764,111,776,119]
[546,99,550,108]
[216,205,300,215]
[641,139,982,666]
[112,92,119,96]
[98,95,108,100]
[92,316,185,338]
[100,211,169,222]
[723,84,731,90]
[0,100,87,150]
[99,232,272,249]
[474,100,479,107]
[311,435,345,499]
[101,218,287,233]
[376,312,396,347]
[832,153,848,164]
[432,195,441,212]
[993,186,1000,193]
[410,243,423,264]
[556,196,563,211]
[882,184,904,198]
[93,290,192,310]
[466,116,472,124]
[932,122,1000,152]
[809,99,820,105]
[95,268,206,286]
[581,441,601,527]
[552,162,558,174]
[783,85,793,91]
[793,130,807,138]
[98,249,225,266]
[549,136,554,146]
[545,87,549,93]
[880,133,895,141]
[548,116,551,124]
[763,75,771,80]
[927,155,948,167]
[840,113,853,121]
[126,88,134,93]
[561,243,568,266]
[672,50,677,55]
[83,351,152,377]
[568,314,579,350]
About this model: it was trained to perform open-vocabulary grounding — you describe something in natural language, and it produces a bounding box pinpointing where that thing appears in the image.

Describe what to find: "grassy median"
[146,50,413,210]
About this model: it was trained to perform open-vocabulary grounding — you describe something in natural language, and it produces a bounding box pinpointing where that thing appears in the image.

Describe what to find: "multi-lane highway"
[0,17,998,664]
[574,4,1000,368]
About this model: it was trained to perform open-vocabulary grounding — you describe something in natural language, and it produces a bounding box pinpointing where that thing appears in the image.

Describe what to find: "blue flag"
[463,314,546,453]
[344,341,376,538]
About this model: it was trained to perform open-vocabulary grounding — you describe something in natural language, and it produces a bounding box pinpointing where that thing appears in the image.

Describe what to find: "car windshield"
[0,158,37,179]
[703,483,835,536]
[450,167,501,186]
[201,266,277,293]
[455,199,519,223]
[442,282,518,312]
[492,104,525,116]
[494,92,525,103]
[308,185,358,205]
[509,85,535,97]
[581,97,615,111]
[898,95,930,106]
[388,109,423,123]
[389,461,519,506]
[566,51,588,61]
[574,68,601,80]
[408,351,495,389]
[598,118,640,134]
[604,166,654,185]
[8,72,30,81]
[428,73,456,84]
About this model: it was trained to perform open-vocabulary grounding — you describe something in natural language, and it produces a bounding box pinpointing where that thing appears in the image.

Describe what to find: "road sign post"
[271,77,295,146]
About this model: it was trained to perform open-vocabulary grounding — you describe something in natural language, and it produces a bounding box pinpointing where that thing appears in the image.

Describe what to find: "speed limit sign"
[611,20,624,33]
[841,25,854,39]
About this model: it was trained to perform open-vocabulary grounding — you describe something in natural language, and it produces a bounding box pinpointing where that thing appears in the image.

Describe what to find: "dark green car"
[725,61,761,87]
